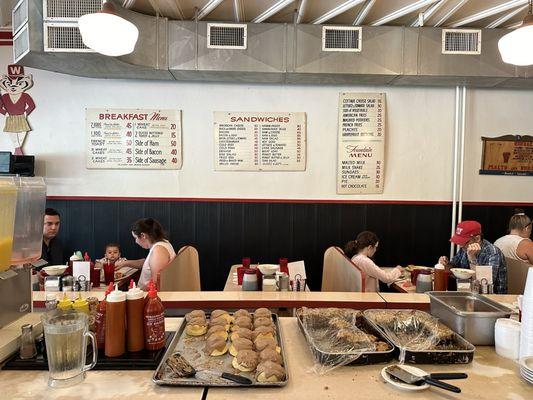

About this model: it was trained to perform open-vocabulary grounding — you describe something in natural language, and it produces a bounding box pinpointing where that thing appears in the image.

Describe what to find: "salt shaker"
[19,324,37,359]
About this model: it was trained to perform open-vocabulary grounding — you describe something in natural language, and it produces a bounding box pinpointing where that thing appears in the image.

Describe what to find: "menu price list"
[214,112,306,171]
[86,108,182,170]
[337,93,385,194]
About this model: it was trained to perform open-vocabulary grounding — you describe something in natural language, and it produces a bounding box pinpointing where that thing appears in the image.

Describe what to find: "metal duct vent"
[44,22,93,52]
[13,24,29,63]
[207,23,247,49]
[43,0,102,20]
[12,0,29,35]
[442,29,481,55]
[322,26,362,52]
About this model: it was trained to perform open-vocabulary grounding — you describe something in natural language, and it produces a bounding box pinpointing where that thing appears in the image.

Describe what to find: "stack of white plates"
[519,356,533,384]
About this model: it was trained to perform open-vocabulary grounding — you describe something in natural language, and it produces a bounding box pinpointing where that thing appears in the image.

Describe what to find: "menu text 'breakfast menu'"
[86,108,182,170]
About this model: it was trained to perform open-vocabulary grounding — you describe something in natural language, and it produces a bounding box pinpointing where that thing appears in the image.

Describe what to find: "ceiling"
[122,0,531,29]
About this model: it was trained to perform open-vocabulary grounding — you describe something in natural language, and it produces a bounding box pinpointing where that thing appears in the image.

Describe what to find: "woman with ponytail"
[494,209,533,266]
[116,218,176,290]
[344,231,403,292]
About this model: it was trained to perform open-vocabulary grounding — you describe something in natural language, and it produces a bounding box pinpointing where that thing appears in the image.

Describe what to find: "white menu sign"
[214,112,306,171]
[337,93,385,194]
[86,108,182,170]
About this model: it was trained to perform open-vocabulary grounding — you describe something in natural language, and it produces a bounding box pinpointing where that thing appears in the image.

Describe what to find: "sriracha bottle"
[143,280,165,351]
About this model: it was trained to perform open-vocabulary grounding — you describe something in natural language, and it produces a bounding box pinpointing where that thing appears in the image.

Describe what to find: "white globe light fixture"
[78,1,139,57]
[498,0,533,66]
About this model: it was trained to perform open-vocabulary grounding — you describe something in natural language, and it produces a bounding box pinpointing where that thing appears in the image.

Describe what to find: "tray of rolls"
[296,307,397,366]
[153,308,288,386]
[363,309,475,364]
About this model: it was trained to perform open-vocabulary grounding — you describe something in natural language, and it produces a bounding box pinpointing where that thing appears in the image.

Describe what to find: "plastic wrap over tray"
[296,308,396,373]
[363,309,475,364]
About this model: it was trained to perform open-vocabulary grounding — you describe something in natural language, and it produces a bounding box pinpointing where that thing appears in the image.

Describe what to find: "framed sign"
[479,135,533,176]
[214,112,306,171]
[86,108,182,170]
[337,93,386,194]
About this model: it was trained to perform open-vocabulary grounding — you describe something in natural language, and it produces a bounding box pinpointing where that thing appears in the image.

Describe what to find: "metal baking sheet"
[296,309,397,366]
[152,313,288,387]
[363,309,475,364]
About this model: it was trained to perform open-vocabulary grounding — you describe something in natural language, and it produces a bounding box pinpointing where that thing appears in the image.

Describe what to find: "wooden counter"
[32,291,385,310]
[2,317,529,399]
[206,318,531,400]
[0,318,202,399]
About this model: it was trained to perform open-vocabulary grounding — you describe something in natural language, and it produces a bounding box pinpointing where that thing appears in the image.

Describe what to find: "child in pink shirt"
[344,231,402,292]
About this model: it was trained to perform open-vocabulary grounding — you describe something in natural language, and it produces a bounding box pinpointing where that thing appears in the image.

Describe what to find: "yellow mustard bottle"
[72,294,89,314]
[57,293,73,311]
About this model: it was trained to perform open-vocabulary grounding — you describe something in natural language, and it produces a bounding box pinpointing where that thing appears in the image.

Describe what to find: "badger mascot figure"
[0,64,36,155]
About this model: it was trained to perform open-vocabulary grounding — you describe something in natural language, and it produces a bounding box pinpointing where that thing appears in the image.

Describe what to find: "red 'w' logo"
[8,65,22,76]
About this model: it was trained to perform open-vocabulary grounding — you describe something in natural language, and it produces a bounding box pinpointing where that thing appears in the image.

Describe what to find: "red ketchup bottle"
[126,280,145,352]
[279,258,289,275]
[84,252,99,288]
[95,283,114,349]
[143,280,165,351]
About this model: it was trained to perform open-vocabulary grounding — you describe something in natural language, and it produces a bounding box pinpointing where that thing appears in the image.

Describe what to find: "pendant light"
[498,0,533,66]
[78,1,139,57]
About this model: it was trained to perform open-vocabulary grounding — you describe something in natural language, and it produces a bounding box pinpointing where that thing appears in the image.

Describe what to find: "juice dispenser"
[0,177,17,272]
[11,177,46,265]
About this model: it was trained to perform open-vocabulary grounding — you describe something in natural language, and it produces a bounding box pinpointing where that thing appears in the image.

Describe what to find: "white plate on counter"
[381,365,429,391]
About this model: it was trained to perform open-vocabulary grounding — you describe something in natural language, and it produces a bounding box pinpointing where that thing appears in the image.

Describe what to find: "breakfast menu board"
[337,93,385,194]
[479,135,533,176]
[86,108,182,170]
[214,112,306,171]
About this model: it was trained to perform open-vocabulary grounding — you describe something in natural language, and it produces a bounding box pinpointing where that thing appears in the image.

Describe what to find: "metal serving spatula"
[166,352,252,385]
[386,365,463,393]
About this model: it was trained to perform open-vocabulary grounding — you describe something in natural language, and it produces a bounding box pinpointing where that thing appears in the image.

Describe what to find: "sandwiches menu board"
[337,93,385,194]
[214,112,306,171]
[86,108,182,170]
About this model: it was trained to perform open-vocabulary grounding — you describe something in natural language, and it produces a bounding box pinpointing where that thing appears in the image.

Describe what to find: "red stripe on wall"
[0,40,13,46]
[0,31,12,40]
[45,196,533,206]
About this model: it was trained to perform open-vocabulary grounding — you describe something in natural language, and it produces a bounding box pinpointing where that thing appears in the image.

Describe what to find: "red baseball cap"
[450,221,482,246]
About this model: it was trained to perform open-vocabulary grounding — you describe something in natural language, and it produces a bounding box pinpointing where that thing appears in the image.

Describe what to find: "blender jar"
[0,177,17,271]
[11,177,46,265]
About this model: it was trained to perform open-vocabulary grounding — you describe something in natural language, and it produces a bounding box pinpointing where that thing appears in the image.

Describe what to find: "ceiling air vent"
[12,0,29,36]
[43,0,103,21]
[322,26,362,52]
[44,22,93,52]
[207,23,247,49]
[442,29,481,55]
[13,24,30,63]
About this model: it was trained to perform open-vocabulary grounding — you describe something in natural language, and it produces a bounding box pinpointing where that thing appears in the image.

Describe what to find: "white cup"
[495,318,521,360]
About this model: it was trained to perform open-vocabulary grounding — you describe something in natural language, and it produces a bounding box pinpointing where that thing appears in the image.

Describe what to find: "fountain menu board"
[86,108,182,170]
[337,93,385,194]
[214,112,306,171]
[479,135,533,176]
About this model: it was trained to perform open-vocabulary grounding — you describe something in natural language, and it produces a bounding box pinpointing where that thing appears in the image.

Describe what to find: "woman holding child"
[116,218,176,290]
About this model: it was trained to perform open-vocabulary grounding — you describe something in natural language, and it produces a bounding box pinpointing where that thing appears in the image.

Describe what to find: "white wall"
[0,46,532,202]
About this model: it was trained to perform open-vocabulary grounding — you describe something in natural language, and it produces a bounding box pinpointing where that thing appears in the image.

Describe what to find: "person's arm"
[149,246,172,281]
[517,239,533,265]
[355,256,402,284]
[115,258,145,269]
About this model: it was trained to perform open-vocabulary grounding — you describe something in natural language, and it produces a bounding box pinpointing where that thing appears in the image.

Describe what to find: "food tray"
[152,313,288,387]
[295,308,397,366]
[428,291,513,345]
[363,309,475,364]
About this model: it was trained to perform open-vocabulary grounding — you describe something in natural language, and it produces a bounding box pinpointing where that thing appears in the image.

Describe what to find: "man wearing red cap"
[439,221,507,294]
